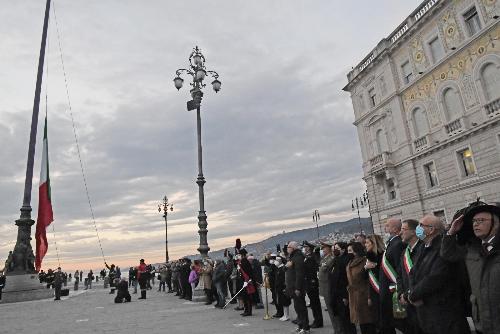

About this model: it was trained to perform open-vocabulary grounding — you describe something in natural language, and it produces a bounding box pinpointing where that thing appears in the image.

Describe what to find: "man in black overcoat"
[379,218,405,334]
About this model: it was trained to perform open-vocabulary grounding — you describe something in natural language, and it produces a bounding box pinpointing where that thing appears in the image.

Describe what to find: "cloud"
[0,0,421,270]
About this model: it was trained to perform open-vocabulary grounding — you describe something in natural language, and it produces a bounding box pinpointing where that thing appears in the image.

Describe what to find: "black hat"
[301,240,316,249]
[459,200,500,243]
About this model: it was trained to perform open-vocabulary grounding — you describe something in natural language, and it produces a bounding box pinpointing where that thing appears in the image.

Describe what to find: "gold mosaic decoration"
[403,25,500,108]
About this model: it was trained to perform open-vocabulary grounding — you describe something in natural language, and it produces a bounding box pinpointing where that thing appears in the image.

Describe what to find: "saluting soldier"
[318,240,336,327]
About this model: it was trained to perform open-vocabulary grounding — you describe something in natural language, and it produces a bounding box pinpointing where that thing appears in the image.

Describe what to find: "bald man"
[379,218,405,334]
[408,215,470,334]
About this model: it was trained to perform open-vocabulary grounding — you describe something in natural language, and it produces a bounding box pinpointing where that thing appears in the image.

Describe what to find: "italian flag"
[35,116,54,272]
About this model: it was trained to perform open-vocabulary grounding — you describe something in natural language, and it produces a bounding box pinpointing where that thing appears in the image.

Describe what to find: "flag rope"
[53,1,107,264]
[45,28,61,269]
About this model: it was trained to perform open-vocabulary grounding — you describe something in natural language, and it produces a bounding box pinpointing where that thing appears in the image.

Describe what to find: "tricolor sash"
[403,246,414,275]
[368,270,380,294]
[381,252,398,284]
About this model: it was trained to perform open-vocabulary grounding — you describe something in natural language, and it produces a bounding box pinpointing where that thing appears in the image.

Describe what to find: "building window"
[369,88,377,107]
[457,148,477,177]
[376,129,388,154]
[387,179,397,201]
[401,61,414,84]
[413,107,429,137]
[424,162,439,188]
[428,36,445,64]
[481,63,500,102]
[464,7,482,36]
[442,87,464,121]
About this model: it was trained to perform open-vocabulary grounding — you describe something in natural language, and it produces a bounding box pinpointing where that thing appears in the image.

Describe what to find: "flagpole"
[8,0,51,275]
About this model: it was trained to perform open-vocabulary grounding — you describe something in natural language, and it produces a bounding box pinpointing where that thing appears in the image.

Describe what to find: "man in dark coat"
[114,278,131,303]
[397,219,424,334]
[442,201,500,334]
[409,215,470,334]
[237,248,255,316]
[286,241,309,333]
[379,218,405,334]
[302,241,323,328]
[329,242,356,334]
[53,267,64,301]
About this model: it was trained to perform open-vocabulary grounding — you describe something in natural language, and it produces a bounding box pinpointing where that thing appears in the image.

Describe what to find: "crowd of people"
[1,199,498,334]
[144,199,498,334]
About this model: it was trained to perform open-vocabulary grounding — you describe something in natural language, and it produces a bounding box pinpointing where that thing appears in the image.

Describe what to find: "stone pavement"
[0,282,336,334]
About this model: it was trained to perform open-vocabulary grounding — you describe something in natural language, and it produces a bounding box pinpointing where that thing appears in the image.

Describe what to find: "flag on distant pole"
[35,116,54,272]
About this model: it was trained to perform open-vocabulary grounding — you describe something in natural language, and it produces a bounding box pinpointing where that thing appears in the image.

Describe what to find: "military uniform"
[319,250,335,327]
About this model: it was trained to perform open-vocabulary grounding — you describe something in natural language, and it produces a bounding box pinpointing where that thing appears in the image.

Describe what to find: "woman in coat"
[364,235,385,330]
[346,242,377,334]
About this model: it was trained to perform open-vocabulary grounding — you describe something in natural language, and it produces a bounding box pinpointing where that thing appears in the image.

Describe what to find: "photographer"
[441,201,500,334]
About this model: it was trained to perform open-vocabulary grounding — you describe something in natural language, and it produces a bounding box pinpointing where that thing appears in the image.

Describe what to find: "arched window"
[412,107,429,138]
[481,63,500,101]
[376,129,388,154]
[442,87,464,121]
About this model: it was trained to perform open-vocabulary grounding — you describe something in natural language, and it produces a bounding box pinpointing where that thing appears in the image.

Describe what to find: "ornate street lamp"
[312,210,320,240]
[158,196,173,263]
[352,191,369,235]
[173,46,221,258]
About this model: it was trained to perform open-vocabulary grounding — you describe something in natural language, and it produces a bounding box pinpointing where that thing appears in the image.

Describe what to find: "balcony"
[370,151,393,171]
[485,97,500,118]
[445,118,465,137]
[413,134,430,152]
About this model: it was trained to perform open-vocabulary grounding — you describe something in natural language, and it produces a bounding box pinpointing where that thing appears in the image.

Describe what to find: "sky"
[0,0,423,271]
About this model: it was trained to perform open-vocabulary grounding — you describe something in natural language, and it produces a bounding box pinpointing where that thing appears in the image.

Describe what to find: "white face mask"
[320,250,325,258]
[269,260,275,265]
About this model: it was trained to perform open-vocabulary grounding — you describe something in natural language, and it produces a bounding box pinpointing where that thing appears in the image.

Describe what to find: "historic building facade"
[343,0,500,234]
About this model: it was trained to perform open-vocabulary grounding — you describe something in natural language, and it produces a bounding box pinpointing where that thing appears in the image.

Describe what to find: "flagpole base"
[0,274,53,303]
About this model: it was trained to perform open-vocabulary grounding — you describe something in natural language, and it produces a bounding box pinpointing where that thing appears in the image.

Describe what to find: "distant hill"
[186,217,373,260]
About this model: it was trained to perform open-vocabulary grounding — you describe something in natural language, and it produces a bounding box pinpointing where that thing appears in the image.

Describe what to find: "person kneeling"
[114,279,131,303]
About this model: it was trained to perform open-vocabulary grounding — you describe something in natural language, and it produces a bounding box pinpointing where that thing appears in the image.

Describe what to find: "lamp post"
[158,196,173,263]
[351,192,369,235]
[173,46,221,258]
[312,210,320,241]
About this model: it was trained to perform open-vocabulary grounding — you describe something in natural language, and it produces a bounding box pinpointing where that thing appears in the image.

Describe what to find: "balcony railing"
[485,97,500,118]
[414,135,429,152]
[445,118,464,136]
[370,152,392,169]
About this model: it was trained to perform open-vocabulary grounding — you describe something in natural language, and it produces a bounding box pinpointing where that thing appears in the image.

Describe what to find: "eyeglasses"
[472,218,492,225]
[419,223,433,229]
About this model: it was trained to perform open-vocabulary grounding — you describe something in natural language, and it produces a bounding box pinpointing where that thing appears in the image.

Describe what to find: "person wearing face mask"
[318,240,336,329]
[264,252,277,307]
[328,242,356,334]
[408,215,470,334]
[201,259,213,305]
[441,201,500,334]
[346,242,377,334]
[273,256,291,320]
[302,241,323,328]
[286,241,310,334]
